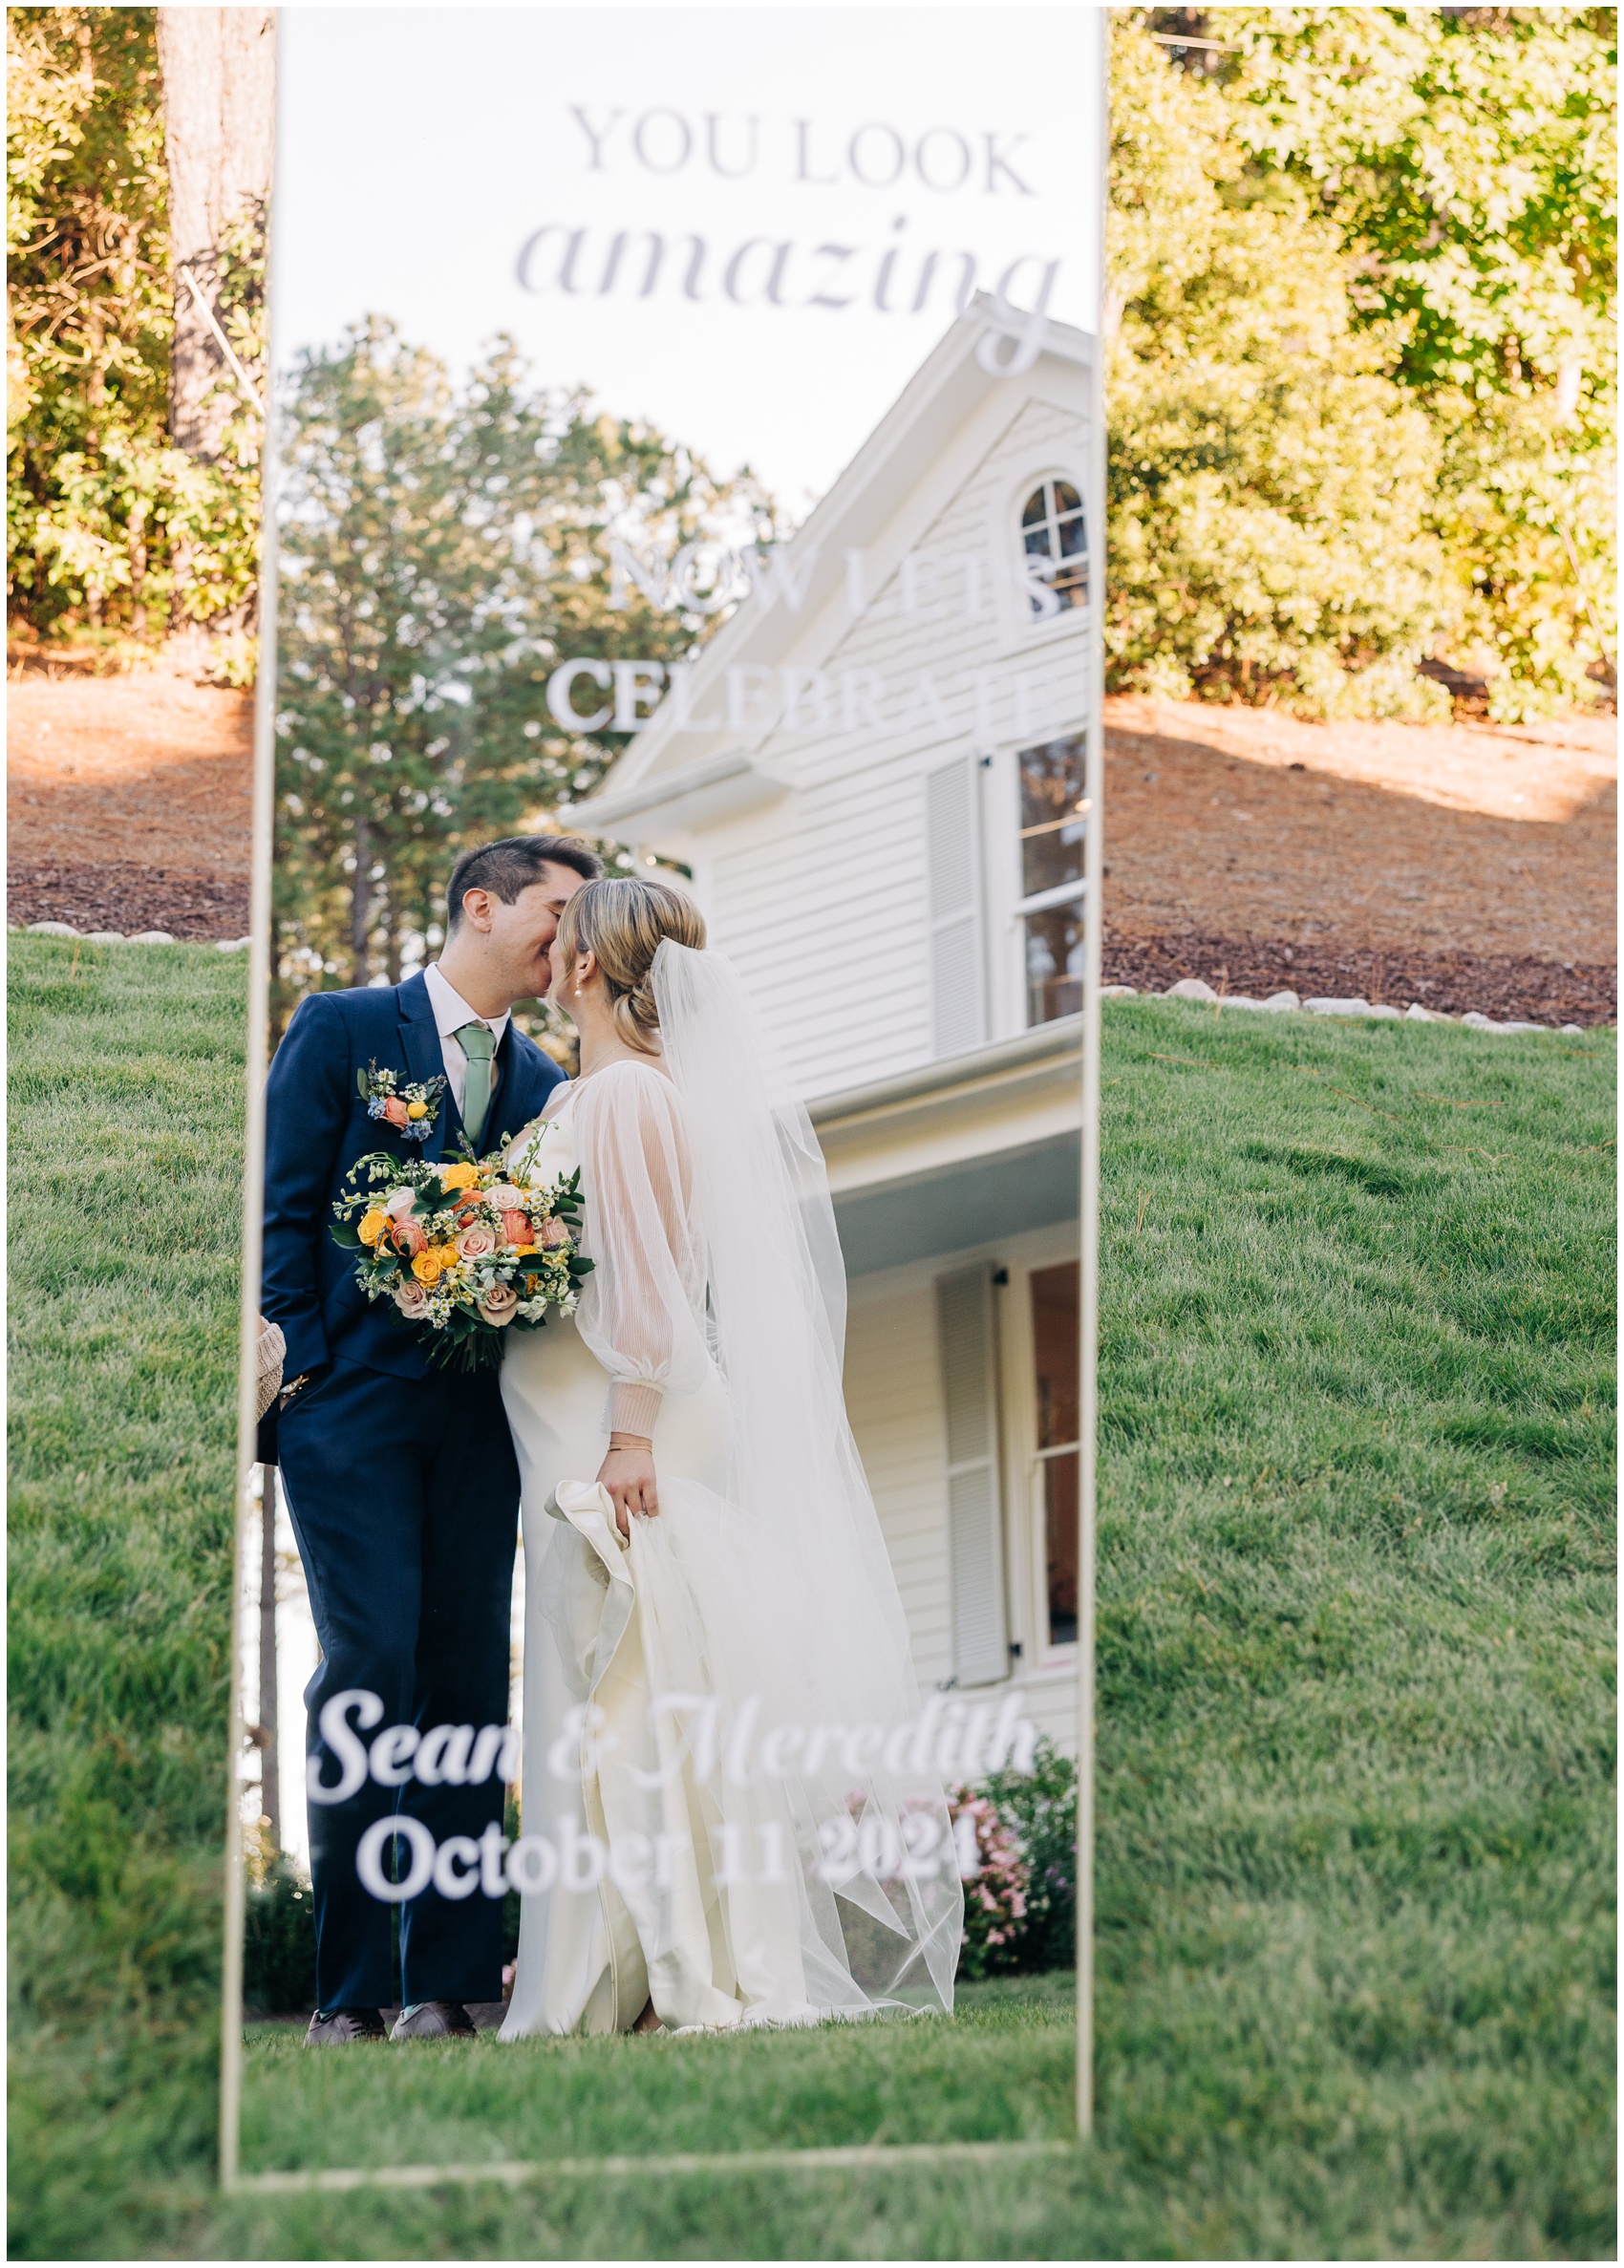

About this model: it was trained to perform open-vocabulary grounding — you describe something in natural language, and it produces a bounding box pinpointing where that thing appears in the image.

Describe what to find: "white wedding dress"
[498,944,962,2038]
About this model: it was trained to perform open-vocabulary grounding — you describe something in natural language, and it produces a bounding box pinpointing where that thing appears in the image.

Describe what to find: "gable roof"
[566,295,1093,838]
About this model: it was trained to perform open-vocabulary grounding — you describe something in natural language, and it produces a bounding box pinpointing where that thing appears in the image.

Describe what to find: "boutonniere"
[358,1059,446,1143]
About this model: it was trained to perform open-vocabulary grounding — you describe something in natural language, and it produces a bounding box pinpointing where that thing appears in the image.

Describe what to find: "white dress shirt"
[422,962,509,1116]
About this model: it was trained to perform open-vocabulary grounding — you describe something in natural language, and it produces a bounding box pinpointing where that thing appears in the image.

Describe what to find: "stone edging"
[1104,976,1589,1037]
[19,919,250,952]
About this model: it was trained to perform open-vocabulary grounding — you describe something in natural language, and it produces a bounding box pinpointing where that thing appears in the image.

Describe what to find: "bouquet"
[331,1126,591,1372]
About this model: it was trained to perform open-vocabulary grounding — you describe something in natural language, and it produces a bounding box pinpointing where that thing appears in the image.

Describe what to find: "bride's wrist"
[607,1433,653,1453]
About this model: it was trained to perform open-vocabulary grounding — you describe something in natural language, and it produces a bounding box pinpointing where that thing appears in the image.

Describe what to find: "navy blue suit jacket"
[262,971,566,1383]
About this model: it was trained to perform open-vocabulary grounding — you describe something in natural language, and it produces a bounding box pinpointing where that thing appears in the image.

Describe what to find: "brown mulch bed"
[1103,931,1616,1027]
[9,860,249,940]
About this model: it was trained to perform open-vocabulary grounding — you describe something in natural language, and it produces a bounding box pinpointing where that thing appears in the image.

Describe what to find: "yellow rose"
[431,1242,459,1272]
[411,1250,442,1286]
[406,1100,428,1121]
[357,1209,389,1248]
[438,1162,481,1192]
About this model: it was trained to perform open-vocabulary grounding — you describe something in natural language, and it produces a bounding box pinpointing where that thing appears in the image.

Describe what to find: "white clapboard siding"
[935,1264,1009,1687]
[844,1285,951,1687]
[925,756,987,1059]
[679,392,1087,1098]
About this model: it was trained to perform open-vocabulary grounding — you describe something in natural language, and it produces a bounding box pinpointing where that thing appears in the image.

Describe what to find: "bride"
[497,876,963,2037]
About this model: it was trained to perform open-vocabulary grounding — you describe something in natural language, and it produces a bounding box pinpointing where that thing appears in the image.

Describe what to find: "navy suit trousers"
[277,1356,519,2011]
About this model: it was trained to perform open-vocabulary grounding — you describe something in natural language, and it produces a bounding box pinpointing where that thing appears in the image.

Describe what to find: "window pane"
[1044,1452,1079,1647]
[1030,1261,1079,1447]
[1025,901,1083,1024]
[1019,479,1088,615]
[1032,1263,1079,1648]
[1019,734,1085,896]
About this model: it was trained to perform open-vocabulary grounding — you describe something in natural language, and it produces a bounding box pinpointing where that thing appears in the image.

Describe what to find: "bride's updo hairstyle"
[555,875,707,1054]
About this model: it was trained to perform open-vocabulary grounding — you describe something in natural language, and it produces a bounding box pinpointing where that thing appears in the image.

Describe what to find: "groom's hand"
[599,1435,658,1537]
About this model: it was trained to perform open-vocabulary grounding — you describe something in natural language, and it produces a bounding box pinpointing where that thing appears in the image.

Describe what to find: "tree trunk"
[155,10,275,465]
[351,815,372,984]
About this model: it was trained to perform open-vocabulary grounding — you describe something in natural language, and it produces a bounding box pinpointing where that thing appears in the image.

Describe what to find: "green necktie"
[455,1020,497,1150]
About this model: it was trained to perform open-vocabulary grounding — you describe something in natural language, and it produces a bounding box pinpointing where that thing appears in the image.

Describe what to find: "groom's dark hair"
[446,834,603,930]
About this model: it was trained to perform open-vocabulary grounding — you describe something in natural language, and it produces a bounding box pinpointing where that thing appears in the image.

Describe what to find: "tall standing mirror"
[225,3,1105,2189]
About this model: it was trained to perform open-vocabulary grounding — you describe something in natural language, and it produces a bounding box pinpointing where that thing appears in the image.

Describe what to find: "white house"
[570,301,1093,1756]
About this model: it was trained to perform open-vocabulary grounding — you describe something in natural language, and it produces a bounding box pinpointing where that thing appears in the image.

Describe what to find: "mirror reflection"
[238,4,1099,2175]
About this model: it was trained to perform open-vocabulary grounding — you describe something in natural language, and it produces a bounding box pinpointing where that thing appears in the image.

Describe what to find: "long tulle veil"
[650,939,964,2014]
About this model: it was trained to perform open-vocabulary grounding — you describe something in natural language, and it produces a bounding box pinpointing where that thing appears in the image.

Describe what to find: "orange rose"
[393,1216,427,1259]
[499,1209,533,1248]
[382,1096,411,1129]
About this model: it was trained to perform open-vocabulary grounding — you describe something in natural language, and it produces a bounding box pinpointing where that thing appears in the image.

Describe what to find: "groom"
[262,833,598,2044]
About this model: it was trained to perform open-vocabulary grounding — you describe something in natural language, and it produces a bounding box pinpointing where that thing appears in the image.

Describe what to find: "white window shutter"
[925,757,987,1059]
[936,1264,1009,1688]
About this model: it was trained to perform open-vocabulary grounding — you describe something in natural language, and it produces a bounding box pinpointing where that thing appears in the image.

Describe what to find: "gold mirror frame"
[219,7,1107,2192]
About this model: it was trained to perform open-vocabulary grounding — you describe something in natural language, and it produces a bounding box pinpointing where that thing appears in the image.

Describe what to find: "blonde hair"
[556,875,707,1054]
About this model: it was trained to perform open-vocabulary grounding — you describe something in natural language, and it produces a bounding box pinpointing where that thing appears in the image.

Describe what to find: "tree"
[1107,18,1449,716]
[273,322,774,1025]
[153,9,273,463]
[1123,7,1616,718]
[7,7,267,661]
[7,7,171,637]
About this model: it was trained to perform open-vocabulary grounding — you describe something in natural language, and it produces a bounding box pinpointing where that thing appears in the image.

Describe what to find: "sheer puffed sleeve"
[570,1060,710,1437]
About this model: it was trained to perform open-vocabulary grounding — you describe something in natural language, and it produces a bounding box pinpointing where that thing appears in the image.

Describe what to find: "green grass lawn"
[9,938,1615,2259]
[239,1977,1075,2172]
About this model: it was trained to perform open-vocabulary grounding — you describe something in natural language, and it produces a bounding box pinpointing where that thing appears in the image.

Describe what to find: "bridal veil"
[525,939,964,2025]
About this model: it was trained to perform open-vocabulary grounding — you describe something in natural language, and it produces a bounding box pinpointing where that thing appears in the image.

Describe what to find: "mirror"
[228,3,1104,2186]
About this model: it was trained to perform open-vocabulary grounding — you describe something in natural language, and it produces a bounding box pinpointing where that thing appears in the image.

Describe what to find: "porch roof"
[809,1016,1083,1275]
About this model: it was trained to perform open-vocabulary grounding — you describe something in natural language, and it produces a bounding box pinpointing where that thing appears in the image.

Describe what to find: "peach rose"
[392,1216,427,1259]
[381,1096,411,1129]
[477,1280,520,1326]
[383,1187,418,1219]
[457,1221,497,1261]
[394,1279,429,1318]
[540,1216,571,1249]
[486,1184,525,1211]
[499,1209,533,1248]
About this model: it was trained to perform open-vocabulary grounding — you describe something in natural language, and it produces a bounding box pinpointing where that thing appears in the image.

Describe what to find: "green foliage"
[243,1858,316,2018]
[6,7,264,652]
[1222,8,1615,401]
[1111,11,1616,718]
[273,321,773,1020]
[1108,21,1450,717]
[976,1738,1079,1979]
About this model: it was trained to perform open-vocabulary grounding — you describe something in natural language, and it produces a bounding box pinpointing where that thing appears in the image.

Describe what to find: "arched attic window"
[1019,478,1087,618]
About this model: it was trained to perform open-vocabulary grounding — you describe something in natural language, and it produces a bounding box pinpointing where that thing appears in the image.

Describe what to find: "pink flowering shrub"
[949,1785,1029,1980]
[951,1739,1079,1979]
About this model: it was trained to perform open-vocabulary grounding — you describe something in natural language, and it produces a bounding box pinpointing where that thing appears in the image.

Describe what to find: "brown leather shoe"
[304,2006,386,2046]
[390,2001,477,2041]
